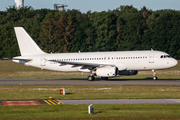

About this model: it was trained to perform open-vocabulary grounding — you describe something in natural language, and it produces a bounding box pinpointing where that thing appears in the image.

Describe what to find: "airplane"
[13,27,178,81]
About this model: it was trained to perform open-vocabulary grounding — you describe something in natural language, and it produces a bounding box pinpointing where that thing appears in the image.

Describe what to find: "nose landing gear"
[152,70,158,80]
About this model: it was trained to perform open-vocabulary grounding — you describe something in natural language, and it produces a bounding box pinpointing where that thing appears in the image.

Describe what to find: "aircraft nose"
[171,59,178,67]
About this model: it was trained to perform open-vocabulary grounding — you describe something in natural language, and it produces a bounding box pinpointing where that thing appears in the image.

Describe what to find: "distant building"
[54,4,68,11]
[15,0,24,9]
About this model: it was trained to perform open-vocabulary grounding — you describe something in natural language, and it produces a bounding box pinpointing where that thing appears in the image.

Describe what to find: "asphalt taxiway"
[0,78,180,86]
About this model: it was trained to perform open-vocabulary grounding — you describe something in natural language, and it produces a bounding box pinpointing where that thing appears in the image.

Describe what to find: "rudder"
[14,27,46,56]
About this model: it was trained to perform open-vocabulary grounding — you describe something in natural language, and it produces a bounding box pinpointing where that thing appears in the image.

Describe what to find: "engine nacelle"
[119,70,138,75]
[94,66,118,77]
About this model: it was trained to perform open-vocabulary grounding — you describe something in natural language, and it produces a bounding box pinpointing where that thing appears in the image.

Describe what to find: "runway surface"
[0,78,180,86]
[1,99,180,105]
[59,99,180,104]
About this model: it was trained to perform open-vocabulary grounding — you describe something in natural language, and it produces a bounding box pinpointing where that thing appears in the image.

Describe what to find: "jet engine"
[119,70,138,75]
[93,66,118,77]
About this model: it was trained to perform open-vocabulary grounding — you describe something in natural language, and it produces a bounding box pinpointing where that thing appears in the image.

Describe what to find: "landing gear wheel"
[153,76,157,80]
[101,77,108,80]
[152,70,158,80]
[88,76,95,81]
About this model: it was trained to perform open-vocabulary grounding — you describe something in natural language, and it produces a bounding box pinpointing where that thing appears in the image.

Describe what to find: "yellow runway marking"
[48,100,57,105]
[44,100,52,105]
[44,100,62,105]
[53,100,59,104]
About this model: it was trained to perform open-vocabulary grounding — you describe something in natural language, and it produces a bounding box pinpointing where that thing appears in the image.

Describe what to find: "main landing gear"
[152,70,158,80]
[87,69,95,81]
[87,76,95,81]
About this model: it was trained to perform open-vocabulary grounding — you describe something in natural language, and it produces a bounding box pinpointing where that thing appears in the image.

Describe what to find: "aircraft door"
[149,52,154,63]
[40,56,46,66]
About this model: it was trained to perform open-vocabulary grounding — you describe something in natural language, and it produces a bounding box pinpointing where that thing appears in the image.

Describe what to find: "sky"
[0,0,180,13]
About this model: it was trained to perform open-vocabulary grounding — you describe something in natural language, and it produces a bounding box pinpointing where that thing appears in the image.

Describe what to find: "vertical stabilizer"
[14,27,46,56]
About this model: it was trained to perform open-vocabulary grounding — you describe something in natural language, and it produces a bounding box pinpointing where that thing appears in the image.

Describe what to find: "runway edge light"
[88,104,94,114]
[49,96,52,99]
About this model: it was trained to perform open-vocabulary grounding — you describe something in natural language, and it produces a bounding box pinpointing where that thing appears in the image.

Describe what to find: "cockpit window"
[160,55,171,58]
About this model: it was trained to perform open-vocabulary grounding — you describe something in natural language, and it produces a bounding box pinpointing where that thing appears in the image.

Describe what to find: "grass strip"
[0,104,180,120]
[1,86,180,100]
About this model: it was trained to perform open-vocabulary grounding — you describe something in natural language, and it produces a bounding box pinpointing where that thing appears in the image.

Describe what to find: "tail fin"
[14,27,46,56]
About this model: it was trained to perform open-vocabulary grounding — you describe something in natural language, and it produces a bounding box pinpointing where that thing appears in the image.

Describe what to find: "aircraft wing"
[49,59,113,68]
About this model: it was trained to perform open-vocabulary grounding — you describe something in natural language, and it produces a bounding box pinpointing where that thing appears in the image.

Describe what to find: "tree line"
[0,5,180,59]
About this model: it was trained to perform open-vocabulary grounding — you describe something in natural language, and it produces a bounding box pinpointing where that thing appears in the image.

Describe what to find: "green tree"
[39,13,58,53]
[70,11,91,52]
[55,13,75,53]
[116,5,145,51]
[88,11,117,51]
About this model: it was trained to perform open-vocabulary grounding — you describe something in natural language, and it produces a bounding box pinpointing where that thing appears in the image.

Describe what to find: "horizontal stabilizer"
[13,56,32,62]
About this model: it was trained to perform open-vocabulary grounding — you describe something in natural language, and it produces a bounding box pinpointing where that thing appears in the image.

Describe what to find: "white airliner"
[13,27,178,81]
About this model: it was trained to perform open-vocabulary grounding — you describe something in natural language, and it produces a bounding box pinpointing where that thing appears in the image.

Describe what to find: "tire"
[153,76,157,80]
[88,76,95,81]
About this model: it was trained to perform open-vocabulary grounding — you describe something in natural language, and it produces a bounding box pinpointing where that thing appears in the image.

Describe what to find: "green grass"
[1,86,180,100]
[0,60,180,79]
[1,86,180,120]
[0,104,180,120]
